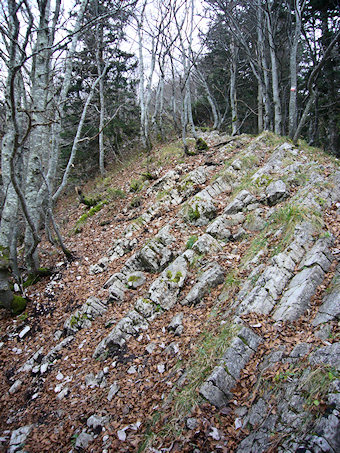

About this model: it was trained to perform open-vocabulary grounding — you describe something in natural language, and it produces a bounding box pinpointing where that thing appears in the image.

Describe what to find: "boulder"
[206,216,232,240]
[182,262,225,305]
[89,257,109,274]
[64,297,107,335]
[126,271,146,289]
[128,226,176,273]
[192,234,222,255]
[273,265,325,321]
[148,256,188,310]
[224,190,256,215]
[182,197,217,226]
[266,180,288,206]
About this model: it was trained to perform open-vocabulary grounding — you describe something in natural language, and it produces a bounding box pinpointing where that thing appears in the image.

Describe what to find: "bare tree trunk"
[257,0,271,130]
[53,62,109,201]
[200,75,220,129]
[96,17,106,175]
[186,75,198,139]
[289,0,305,139]
[98,73,106,175]
[230,36,239,135]
[46,0,88,191]
[169,54,179,133]
[293,30,340,144]
[258,82,263,133]
[265,2,282,135]
[24,0,51,271]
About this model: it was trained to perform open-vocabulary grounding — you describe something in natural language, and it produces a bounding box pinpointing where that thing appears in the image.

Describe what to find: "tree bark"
[265,2,282,135]
[289,0,305,139]
[230,36,238,136]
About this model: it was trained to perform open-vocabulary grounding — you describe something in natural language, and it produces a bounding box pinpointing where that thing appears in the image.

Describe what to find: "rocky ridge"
[0,132,339,452]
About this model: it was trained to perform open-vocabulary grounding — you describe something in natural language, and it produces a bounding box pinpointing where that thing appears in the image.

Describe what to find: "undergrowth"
[139,320,239,451]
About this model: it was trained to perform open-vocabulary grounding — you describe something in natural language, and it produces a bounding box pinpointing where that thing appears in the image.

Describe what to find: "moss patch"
[11,295,27,315]
[74,201,106,233]
[195,138,209,151]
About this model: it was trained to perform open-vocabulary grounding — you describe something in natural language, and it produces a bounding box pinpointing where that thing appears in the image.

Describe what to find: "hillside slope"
[0,132,339,452]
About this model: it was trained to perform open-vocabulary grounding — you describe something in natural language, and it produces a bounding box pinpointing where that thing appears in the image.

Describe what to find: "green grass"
[299,366,339,410]
[107,187,126,200]
[187,204,200,222]
[269,203,322,255]
[186,235,198,249]
[130,178,144,193]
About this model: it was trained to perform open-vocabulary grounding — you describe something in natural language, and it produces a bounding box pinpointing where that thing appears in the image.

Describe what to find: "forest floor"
[0,131,339,453]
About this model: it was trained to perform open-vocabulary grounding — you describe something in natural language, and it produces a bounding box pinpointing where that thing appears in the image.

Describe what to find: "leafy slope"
[0,132,339,452]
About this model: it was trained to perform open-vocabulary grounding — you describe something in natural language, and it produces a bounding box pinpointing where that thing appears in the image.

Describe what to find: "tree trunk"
[258,82,263,133]
[289,0,304,139]
[230,37,239,136]
[265,2,281,135]
[257,0,271,130]
[96,18,106,176]
[23,0,51,271]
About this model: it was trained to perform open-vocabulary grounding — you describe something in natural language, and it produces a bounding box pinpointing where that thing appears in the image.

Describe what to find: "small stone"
[9,425,32,449]
[40,363,48,374]
[146,343,156,354]
[87,415,108,432]
[168,313,184,332]
[235,418,243,429]
[209,426,220,440]
[164,342,179,355]
[18,326,30,339]
[56,372,64,380]
[127,366,137,374]
[75,431,94,449]
[157,363,165,373]
[108,381,120,401]
[231,159,242,170]
[54,330,62,341]
[117,429,127,441]
[186,418,198,430]
[9,379,22,395]
[85,373,99,388]
[174,325,184,336]
[57,387,69,399]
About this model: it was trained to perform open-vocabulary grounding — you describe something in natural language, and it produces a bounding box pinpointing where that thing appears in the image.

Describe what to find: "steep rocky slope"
[0,132,339,452]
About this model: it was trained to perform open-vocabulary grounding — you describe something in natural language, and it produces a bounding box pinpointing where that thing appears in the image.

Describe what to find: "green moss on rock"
[195,138,209,151]
[11,295,27,315]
